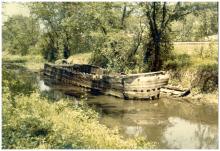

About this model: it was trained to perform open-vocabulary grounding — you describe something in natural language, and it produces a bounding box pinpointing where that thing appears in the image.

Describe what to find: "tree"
[89,3,146,73]
[3,15,40,55]
[141,2,216,71]
[23,2,218,70]
[29,2,104,61]
[171,2,218,42]
[29,3,62,61]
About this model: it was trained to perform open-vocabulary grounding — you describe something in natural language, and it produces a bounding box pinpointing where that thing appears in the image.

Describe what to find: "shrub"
[2,85,155,149]
[191,63,218,92]
[90,32,134,73]
[89,49,109,68]
[163,53,191,70]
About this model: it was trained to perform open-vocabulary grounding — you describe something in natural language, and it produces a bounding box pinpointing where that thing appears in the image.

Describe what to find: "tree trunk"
[153,41,160,71]
[121,5,127,29]
[63,43,70,59]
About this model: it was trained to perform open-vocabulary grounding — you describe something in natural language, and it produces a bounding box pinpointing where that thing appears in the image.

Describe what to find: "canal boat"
[43,63,169,100]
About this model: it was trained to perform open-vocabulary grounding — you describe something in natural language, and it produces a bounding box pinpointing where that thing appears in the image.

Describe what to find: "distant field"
[173,42,218,67]
[173,42,218,56]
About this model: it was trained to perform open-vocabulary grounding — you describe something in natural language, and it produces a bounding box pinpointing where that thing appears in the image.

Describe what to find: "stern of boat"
[122,71,169,100]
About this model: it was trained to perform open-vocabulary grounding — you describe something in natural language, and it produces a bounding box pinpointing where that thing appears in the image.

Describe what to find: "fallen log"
[161,85,190,97]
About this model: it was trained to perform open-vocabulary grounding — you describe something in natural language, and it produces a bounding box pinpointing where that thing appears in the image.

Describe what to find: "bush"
[90,32,134,73]
[191,63,218,92]
[163,54,191,70]
[89,49,109,68]
[2,85,155,149]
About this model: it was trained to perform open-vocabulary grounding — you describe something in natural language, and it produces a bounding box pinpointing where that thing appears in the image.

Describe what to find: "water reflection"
[125,126,143,137]
[2,64,38,96]
[85,95,218,149]
[3,63,218,149]
[162,117,218,149]
[39,80,50,91]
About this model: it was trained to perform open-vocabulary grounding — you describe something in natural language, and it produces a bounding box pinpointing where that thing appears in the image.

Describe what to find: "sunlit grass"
[173,42,218,55]
[2,53,44,71]
[173,42,218,68]
[67,52,92,64]
[2,85,155,149]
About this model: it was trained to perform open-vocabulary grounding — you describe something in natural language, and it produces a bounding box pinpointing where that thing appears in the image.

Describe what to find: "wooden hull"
[43,63,169,100]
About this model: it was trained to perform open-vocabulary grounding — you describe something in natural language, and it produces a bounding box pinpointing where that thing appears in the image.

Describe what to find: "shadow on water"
[3,63,218,149]
[3,64,38,97]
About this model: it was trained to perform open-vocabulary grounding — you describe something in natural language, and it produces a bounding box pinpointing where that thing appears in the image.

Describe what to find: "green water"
[3,63,218,149]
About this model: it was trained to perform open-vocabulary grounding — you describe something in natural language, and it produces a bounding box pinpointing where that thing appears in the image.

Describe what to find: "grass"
[173,42,217,55]
[2,82,155,149]
[2,42,217,69]
[2,52,44,71]
[173,42,218,68]
[67,52,92,64]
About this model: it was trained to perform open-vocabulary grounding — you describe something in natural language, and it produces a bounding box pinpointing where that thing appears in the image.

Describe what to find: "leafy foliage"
[3,15,40,55]
[191,63,218,92]
[3,2,218,71]
[163,54,191,70]
[2,79,155,149]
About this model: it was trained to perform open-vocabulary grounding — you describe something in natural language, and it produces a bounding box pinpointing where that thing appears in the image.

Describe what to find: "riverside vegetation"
[2,65,155,149]
[2,2,218,149]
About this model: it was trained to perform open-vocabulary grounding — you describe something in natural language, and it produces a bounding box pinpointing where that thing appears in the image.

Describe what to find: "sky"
[2,3,30,21]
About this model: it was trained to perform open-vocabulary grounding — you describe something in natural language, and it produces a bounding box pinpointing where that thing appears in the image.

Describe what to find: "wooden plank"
[124,80,168,89]
[123,79,165,86]
[123,76,169,85]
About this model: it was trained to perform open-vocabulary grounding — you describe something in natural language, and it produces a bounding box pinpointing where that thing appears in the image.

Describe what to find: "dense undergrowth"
[163,43,218,94]
[2,70,155,149]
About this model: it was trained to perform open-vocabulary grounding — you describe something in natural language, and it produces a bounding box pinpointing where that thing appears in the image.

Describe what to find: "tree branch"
[160,2,167,31]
